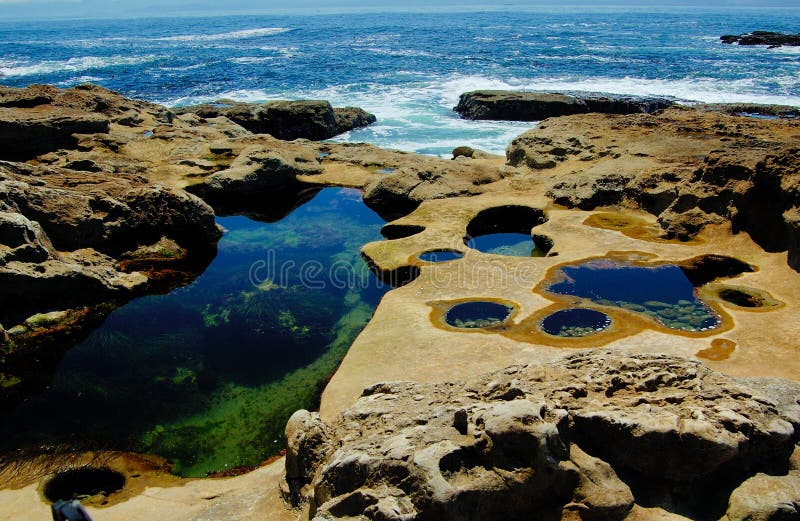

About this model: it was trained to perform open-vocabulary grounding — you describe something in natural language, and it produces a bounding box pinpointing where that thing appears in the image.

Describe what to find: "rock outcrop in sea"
[176,99,376,140]
[721,31,800,47]
[454,90,675,121]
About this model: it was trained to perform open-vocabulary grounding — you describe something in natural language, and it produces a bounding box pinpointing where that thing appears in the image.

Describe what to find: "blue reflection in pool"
[466,233,546,257]
[545,259,720,332]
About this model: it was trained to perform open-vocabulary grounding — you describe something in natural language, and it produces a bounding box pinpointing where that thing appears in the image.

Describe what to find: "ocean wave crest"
[155,27,291,42]
[0,55,160,77]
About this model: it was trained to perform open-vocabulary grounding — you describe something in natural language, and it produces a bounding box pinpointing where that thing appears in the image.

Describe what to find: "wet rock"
[289,351,800,521]
[177,100,376,140]
[721,31,800,47]
[454,90,674,121]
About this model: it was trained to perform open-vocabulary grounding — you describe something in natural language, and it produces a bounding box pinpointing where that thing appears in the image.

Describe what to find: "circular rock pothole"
[418,249,464,263]
[43,467,125,503]
[444,301,514,329]
[540,308,612,337]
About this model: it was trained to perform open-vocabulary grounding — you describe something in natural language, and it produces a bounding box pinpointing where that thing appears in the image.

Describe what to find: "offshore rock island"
[1,82,800,521]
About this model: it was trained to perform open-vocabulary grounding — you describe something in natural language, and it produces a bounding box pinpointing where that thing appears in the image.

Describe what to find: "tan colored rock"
[283,410,333,505]
[298,351,800,521]
[726,471,800,520]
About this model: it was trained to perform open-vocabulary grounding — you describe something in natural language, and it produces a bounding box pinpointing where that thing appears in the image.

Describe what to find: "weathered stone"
[283,410,333,505]
[452,146,474,159]
[292,351,800,521]
[0,106,109,161]
[726,470,800,521]
[455,90,674,121]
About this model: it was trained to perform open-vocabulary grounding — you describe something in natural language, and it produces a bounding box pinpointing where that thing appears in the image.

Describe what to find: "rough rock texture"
[282,410,334,505]
[505,107,800,269]
[721,31,800,47]
[454,90,674,121]
[286,351,800,521]
[177,99,376,140]
[363,161,512,220]
[189,144,322,199]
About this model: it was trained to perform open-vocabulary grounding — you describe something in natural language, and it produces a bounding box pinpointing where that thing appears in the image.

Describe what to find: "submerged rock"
[177,99,376,140]
[454,90,674,121]
[286,350,800,521]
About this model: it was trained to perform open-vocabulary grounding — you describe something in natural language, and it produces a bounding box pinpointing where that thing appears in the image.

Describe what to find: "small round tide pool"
[466,233,547,257]
[418,250,464,263]
[540,308,612,337]
[445,301,514,329]
[43,467,125,503]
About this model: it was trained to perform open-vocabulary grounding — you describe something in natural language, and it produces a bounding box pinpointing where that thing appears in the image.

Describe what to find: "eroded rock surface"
[505,107,800,268]
[286,350,800,521]
[454,90,674,121]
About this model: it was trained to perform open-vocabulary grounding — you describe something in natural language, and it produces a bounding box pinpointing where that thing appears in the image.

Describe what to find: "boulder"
[177,100,376,140]
[721,31,800,47]
[282,410,333,505]
[0,211,57,266]
[726,470,800,520]
[289,350,800,521]
[454,90,674,121]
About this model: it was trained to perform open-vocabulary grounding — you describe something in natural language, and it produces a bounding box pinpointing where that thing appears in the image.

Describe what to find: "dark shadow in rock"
[381,223,425,240]
[185,182,321,223]
[43,467,125,503]
[466,205,548,237]
[678,255,754,286]
[418,250,464,263]
[361,252,420,288]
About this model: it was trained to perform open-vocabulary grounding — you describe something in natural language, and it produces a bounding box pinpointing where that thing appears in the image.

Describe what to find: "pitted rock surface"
[287,351,800,521]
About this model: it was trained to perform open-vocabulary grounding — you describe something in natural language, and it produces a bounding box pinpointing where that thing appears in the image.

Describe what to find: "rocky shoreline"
[1,83,800,520]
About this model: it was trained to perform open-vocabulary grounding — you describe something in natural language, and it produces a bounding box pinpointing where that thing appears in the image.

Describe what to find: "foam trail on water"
[0,55,160,77]
[155,28,291,42]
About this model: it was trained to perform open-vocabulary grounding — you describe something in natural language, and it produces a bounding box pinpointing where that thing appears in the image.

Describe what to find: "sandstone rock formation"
[721,31,800,47]
[286,350,800,521]
[504,107,800,269]
[176,99,376,140]
[454,90,674,121]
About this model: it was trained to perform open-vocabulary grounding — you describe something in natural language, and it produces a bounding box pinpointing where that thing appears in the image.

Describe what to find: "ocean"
[1,7,799,155]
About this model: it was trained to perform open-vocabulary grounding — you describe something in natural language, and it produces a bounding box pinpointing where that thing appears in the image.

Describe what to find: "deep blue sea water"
[1,8,799,155]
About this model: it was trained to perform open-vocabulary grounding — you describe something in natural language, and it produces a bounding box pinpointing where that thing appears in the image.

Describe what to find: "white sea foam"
[161,71,800,155]
[155,27,291,42]
[55,75,104,86]
[0,55,160,77]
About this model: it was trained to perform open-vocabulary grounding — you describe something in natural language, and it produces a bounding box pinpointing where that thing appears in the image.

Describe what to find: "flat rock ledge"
[454,90,675,121]
[283,350,800,521]
[721,31,800,47]
[176,99,376,141]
